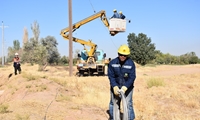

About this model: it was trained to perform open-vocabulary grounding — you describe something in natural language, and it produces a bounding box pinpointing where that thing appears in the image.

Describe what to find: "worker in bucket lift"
[108,45,136,120]
[13,52,21,75]
[111,9,120,18]
[119,11,126,19]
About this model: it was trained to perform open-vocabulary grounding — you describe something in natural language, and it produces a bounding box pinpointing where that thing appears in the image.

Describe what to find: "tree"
[7,40,22,62]
[22,27,29,48]
[22,38,39,64]
[188,52,198,64]
[23,21,61,70]
[23,21,40,65]
[198,58,200,63]
[127,33,156,65]
[13,40,20,50]
[180,52,198,64]
[154,50,165,64]
[31,21,40,42]
[34,45,48,71]
[189,56,198,64]
[60,56,68,65]
[41,36,60,65]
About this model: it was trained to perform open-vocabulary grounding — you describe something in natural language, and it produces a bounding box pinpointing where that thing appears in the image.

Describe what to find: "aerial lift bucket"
[109,18,126,32]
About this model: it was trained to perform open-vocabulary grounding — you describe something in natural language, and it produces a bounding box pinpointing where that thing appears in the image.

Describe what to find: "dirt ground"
[0,64,200,120]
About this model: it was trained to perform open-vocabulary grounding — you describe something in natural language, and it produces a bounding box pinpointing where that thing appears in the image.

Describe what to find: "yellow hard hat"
[119,11,122,14]
[118,45,130,55]
[113,9,117,12]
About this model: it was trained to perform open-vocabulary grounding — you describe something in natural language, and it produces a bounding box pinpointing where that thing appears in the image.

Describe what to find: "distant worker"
[119,11,126,19]
[111,9,120,18]
[13,53,21,75]
[108,45,136,120]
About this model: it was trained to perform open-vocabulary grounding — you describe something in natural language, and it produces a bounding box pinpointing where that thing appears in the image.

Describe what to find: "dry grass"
[0,63,200,120]
[146,77,165,88]
[0,104,9,113]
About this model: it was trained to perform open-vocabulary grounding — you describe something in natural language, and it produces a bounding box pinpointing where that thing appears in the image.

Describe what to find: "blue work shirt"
[108,57,136,89]
[119,14,126,19]
[111,12,120,18]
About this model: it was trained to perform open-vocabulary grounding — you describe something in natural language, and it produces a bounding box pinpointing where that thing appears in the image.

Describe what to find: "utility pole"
[4,40,8,63]
[68,0,73,76]
[0,21,8,66]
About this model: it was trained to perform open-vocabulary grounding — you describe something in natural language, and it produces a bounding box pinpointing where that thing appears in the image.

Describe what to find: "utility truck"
[60,10,128,76]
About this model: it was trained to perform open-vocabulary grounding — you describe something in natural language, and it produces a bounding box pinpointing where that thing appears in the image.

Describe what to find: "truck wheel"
[76,72,81,77]
[88,68,94,76]
[98,72,105,76]
[78,70,84,77]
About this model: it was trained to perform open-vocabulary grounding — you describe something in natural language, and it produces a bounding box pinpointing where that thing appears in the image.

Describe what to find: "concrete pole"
[1,21,4,66]
[4,41,8,63]
[0,21,8,66]
[68,0,73,76]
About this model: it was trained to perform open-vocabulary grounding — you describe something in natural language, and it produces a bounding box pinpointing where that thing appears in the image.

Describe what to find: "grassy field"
[0,63,200,120]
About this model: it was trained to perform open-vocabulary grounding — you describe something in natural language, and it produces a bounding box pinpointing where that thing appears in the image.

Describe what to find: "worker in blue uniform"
[108,45,136,120]
[119,11,126,19]
[111,9,120,18]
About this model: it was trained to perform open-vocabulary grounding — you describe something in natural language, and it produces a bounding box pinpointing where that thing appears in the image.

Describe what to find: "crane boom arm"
[60,10,110,35]
[61,34,97,57]
[60,10,118,60]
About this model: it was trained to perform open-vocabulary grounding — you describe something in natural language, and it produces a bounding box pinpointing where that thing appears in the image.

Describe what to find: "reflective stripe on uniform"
[122,65,132,69]
[112,64,132,69]
[112,64,120,67]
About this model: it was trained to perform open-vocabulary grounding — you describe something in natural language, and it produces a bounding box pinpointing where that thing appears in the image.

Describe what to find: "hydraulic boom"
[60,10,119,64]
[60,10,127,76]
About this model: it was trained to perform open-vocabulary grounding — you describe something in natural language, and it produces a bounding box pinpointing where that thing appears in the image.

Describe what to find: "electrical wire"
[87,0,118,50]
[88,0,96,13]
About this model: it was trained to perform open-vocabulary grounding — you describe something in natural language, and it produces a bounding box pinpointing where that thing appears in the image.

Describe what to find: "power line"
[88,0,96,13]
[87,0,117,50]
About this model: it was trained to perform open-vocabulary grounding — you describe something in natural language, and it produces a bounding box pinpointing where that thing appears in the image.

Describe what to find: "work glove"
[120,86,128,94]
[113,86,120,96]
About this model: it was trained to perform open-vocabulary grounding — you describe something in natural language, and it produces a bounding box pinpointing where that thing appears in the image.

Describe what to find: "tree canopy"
[127,33,156,65]
[22,21,60,70]
[41,36,60,64]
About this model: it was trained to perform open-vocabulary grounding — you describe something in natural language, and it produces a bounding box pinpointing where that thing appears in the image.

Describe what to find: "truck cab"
[77,49,108,76]
[80,49,105,62]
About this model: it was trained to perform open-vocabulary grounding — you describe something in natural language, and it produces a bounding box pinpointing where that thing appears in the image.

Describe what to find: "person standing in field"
[13,52,21,75]
[108,45,136,120]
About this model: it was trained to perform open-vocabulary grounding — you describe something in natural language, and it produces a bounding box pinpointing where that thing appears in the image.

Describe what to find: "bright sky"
[1,0,200,59]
